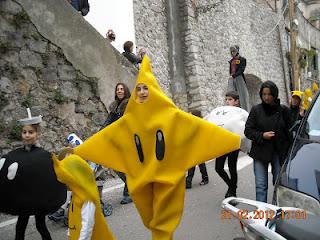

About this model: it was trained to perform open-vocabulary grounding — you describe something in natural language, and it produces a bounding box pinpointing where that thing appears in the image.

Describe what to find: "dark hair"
[22,124,40,133]
[259,80,279,100]
[123,41,133,52]
[114,83,131,101]
[225,91,239,100]
[191,109,202,118]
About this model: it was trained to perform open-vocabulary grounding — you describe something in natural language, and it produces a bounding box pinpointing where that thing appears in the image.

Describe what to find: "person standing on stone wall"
[122,41,145,69]
[67,0,90,16]
[228,45,250,112]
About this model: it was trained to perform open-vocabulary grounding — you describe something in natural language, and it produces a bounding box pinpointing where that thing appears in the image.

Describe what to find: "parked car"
[273,90,320,216]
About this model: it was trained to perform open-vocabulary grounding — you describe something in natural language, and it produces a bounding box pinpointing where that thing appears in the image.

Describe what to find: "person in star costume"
[63,56,240,240]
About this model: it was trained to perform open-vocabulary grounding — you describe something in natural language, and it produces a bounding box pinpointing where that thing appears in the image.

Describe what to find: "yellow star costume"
[52,154,115,240]
[72,56,240,239]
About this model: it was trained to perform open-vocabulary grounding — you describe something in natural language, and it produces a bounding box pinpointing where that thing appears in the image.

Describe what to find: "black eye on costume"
[134,134,144,163]
[155,130,165,160]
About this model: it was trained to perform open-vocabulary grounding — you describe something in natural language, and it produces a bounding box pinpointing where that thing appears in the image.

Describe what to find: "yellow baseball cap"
[292,90,303,99]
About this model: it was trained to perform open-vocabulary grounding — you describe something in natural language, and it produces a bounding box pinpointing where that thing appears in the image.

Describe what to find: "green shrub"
[21,92,33,108]
[54,90,66,104]
[12,10,30,29]
[9,124,22,140]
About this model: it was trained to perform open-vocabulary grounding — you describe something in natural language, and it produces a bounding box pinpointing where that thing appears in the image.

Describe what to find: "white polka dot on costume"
[7,162,18,180]
[0,158,6,171]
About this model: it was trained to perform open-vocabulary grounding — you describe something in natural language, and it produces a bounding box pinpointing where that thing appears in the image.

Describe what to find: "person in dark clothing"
[215,91,241,198]
[289,90,304,124]
[122,41,144,68]
[101,83,133,204]
[186,110,209,189]
[244,81,292,203]
[1,109,66,240]
[69,0,90,16]
[228,45,250,111]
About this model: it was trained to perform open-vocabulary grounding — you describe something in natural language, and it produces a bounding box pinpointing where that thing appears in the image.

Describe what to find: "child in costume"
[0,108,66,240]
[52,153,115,240]
[49,133,112,222]
[66,56,240,239]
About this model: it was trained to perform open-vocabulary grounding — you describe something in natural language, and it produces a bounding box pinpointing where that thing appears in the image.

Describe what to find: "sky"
[84,0,135,52]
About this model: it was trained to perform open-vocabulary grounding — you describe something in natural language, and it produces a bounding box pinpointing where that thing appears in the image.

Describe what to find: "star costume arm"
[73,118,129,174]
[171,111,241,171]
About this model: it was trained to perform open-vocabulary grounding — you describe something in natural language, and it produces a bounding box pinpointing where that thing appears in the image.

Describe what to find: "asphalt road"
[0,155,275,240]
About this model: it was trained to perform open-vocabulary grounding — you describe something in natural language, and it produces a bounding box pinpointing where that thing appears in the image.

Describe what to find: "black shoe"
[186,181,192,189]
[120,196,133,204]
[48,208,64,221]
[225,188,237,198]
[199,179,209,185]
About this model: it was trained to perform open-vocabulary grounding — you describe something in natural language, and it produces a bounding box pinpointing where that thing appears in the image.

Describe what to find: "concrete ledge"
[15,0,137,107]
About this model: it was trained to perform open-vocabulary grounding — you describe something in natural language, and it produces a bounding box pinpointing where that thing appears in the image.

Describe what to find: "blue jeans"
[253,155,281,203]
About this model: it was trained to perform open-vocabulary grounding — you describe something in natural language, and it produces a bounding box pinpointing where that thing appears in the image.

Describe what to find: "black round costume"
[0,145,66,215]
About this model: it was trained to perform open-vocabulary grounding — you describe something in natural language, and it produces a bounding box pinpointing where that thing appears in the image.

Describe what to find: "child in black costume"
[0,108,66,240]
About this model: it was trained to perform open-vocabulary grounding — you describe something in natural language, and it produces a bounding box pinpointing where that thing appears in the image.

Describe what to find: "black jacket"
[244,102,292,163]
[122,52,142,68]
[79,0,90,16]
[229,56,246,80]
[101,98,129,129]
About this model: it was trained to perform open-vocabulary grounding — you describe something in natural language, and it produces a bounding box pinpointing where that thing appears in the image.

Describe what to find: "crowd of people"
[1,3,317,236]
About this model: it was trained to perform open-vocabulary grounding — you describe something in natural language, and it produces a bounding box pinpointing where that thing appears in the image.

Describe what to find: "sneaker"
[48,208,64,221]
[186,181,192,189]
[103,203,113,217]
[120,196,133,205]
[199,179,209,185]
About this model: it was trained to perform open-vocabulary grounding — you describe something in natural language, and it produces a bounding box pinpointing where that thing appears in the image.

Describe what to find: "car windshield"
[302,94,320,142]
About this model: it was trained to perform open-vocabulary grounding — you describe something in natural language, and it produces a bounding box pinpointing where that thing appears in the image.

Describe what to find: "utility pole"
[288,0,299,90]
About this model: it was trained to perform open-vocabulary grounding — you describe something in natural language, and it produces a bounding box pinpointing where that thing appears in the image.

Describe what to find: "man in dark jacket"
[228,45,250,111]
[244,81,292,202]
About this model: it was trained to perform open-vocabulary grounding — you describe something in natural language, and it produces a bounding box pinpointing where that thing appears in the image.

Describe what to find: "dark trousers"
[186,163,208,183]
[215,150,239,190]
[15,214,52,240]
[115,171,129,197]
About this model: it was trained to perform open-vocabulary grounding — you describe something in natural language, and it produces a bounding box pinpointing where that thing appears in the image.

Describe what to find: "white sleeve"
[79,201,96,240]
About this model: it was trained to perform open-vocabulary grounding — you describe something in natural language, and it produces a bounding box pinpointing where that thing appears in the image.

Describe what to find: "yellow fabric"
[302,88,313,110]
[73,56,240,240]
[313,82,319,94]
[52,154,115,240]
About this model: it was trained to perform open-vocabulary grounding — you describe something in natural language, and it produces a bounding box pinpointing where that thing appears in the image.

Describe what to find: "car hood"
[286,142,320,201]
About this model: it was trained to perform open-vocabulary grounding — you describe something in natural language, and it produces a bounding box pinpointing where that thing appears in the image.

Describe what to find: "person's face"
[136,83,149,103]
[225,96,240,107]
[230,49,237,57]
[21,125,38,145]
[291,96,301,107]
[130,45,134,53]
[261,88,275,105]
[116,84,125,100]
